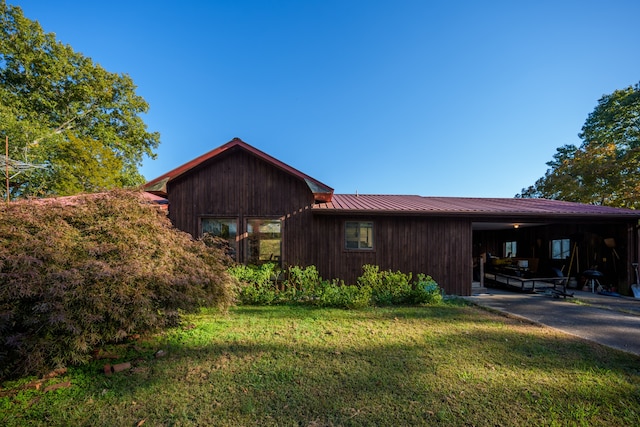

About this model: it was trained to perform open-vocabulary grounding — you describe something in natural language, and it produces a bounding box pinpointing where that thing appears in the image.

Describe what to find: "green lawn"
[2,303,639,426]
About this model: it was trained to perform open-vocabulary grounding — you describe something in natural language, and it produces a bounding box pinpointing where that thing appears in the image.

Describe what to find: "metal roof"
[312,194,640,219]
[144,139,638,221]
[144,138,334,201]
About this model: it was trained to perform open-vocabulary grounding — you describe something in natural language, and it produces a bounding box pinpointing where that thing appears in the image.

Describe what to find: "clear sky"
[12,0,640,197]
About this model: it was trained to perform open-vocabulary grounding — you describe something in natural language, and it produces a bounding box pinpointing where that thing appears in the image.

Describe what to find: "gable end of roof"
[144,138,334,201]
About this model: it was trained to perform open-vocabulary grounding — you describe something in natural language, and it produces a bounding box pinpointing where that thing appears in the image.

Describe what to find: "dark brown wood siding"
[165,147,473,295]
[287,214,473,295]
[167,147,315,265]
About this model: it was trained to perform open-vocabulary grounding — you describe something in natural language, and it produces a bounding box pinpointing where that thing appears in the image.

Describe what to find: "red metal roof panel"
[313,195,640,218]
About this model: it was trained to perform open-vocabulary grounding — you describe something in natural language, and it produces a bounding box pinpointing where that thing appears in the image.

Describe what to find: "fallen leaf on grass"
[94,349,121,360]
[43,368,68,379]
[44,381,71,392]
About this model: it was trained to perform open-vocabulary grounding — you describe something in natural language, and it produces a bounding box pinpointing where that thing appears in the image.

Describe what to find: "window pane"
[201,218,237,259]
[247,219,281,265]
[345,222,359,249]
[360,222,373,249]
[551,239,570,259]
[504,241,516,257]
[345,221,374,250]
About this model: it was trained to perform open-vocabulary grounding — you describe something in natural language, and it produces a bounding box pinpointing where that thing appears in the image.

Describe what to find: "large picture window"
[201,218,238,260]
[345,221,374,250]
[551,238,571,260]
[247,219,282,264]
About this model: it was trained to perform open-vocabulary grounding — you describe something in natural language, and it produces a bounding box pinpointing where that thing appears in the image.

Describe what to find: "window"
[503,241,517,257]
[246,219,282,264]
[201,218,237,260]
[551,238,571,260]
[345,221,374,250]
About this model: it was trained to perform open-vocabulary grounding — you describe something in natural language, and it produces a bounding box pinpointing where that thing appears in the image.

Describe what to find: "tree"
[0,1,159,198]
[519,83,640,208]
[0,190,234,378]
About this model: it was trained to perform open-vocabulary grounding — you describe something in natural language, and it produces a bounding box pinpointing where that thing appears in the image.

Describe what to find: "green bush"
[411,273,442,305]
[228,264,441,310]
[317,281,372,309]
[227,262,276,287]
[358,264,413,305]
[283,265,323,303]
[0,190,234,379]
[229,264,327,305]
[229,264,372,308]
[229,263,280,305]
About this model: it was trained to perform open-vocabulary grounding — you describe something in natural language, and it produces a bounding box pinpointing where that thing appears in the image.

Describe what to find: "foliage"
[286,265,322,287]
[228,263,441,309]
[228,263,278,287]
[316,281,373,309]
[282,265,373,309]
[229,263,280,305]
[410,273,442,304]
[1,305,639,426]
[0,1,159,198]
[357,264,413,305]
[0,190,234,379]
[519,82,640,208]
[284,264,323,301]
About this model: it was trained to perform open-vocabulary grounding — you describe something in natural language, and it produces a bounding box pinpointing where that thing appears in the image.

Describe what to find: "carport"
[472,214,639,297]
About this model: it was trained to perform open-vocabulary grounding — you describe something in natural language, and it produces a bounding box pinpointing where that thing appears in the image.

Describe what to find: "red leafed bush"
[0,190,234,379]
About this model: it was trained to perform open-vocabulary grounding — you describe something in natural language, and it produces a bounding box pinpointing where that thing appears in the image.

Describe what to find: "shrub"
[317,281,372,309]
[357,264,413,305]
[0,190,234,379]
[228,263,442,309]
[229,263,280,305]
[230,264,372,309]
[410,273,442,305]
[230,264,327,305]
[283,265,323,303]
[228,263,276,287]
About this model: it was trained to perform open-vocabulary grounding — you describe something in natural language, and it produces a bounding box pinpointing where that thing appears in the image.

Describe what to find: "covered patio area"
[472,219,639,297]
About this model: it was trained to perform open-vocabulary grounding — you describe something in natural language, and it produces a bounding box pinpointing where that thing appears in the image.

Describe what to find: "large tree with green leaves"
[518,83,640,208]
[0,1,159,198]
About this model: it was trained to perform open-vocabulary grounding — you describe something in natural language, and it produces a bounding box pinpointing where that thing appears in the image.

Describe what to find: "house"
[145,138,640,296]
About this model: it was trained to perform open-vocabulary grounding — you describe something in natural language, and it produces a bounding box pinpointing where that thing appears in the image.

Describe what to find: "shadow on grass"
[3,304,640,426]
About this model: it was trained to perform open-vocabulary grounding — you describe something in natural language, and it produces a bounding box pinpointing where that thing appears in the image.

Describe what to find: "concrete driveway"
[465,287,640,356]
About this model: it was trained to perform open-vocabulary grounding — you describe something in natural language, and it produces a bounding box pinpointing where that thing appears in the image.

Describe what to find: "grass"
[1,302,639,426]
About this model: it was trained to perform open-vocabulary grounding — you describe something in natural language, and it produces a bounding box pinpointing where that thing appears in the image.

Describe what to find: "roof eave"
[311,208,640,221]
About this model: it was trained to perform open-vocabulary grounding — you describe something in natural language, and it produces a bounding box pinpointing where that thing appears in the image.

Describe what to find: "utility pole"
[5,135,8,203]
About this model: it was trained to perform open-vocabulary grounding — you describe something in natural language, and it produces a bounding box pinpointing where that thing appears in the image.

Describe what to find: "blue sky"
[13,0,640,197]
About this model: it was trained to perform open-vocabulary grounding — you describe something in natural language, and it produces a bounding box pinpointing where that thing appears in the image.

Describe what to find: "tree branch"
[30,104,97,146]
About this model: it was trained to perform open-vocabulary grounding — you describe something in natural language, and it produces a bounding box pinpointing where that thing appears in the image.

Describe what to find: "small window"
[201,218,238,260]
[345,221,374,250]
[551,238,571,260]
[503,241,517,258]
